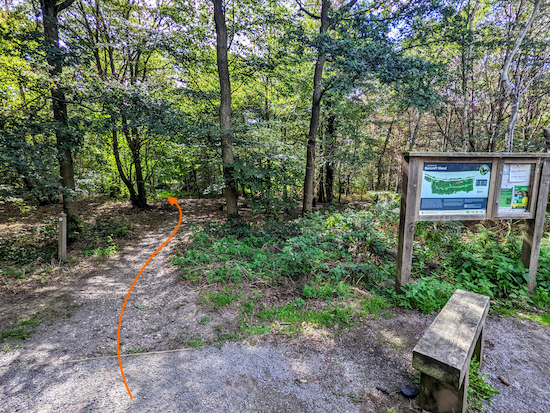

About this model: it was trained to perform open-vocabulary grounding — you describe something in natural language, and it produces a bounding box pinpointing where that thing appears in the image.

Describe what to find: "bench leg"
[473,325,484,364]
[419,372,468,413]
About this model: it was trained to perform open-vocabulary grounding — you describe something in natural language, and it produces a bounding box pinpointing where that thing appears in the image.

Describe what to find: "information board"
[396,152,550,295]
[498,164,532,213]
[419,162,491,216]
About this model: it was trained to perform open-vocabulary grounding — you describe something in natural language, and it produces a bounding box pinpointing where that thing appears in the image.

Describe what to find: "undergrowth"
[1,213,133,283]
[173,194,550,326]
[468,359,499,412]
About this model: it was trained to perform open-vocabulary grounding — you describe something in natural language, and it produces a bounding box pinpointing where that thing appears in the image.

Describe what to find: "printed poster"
[498,164,531,213]
[419,163,491,216]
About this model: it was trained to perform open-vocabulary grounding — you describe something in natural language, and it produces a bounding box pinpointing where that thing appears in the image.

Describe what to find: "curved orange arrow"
[117,197,182,399]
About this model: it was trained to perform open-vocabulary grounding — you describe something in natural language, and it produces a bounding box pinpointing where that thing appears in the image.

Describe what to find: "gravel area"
[1,199,549,412]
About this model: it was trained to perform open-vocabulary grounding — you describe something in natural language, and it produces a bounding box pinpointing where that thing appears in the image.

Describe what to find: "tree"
[39,0,78,225]
[501,0,542,152]
[0,5,60,204]
[299,0,366,213]
[460,0,479,152]
[298,0,445,211]
[213,0,239,219]
[64,0,180,208]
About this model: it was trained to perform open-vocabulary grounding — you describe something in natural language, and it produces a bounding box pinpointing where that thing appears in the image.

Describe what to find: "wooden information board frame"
[396,152,550,293]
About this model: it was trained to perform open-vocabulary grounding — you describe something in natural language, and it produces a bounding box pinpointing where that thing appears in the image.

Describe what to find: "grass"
[1,328,34,341]
[128,347,147,354]
[519,312,550,327]
[202,288,242,311]
[360,295,391,318]
[17,319,41,327]
[187,337,205,349]
[0,295,77,343]
[2,344,22,352]
[240,323,270,338]
[171,194,550,348]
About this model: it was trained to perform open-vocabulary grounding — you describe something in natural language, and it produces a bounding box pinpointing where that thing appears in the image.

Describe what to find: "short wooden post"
[521,159,550,292]
[395,156,420,293]
[58,212,67,261]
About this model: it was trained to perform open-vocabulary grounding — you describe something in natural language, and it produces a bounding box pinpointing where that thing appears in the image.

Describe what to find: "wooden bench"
[412,289,490,413]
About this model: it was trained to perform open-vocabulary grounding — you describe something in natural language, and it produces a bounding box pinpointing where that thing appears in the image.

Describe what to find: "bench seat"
[412,289,490,413]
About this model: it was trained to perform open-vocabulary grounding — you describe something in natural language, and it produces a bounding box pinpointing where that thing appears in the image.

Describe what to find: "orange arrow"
[117,197,182,399]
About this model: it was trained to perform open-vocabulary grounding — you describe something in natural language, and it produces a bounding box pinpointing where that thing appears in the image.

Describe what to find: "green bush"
[395,279,455,314]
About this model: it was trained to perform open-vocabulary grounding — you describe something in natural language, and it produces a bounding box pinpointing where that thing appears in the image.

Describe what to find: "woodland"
[1,0,549,223]
[1,3,550,410]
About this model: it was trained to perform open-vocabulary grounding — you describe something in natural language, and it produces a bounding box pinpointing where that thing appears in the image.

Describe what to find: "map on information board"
[419,162,491,216]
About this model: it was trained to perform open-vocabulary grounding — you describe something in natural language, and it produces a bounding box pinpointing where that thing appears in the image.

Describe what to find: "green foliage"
[241,299,254,314]
[177,201,550,318]
[520,313,550,327]
[187,337,205,349]
[1,328,34,341]
[531,288,550,311]
[173,209,392,287]
[468,359,499,412]
[203,288,242,311]
[240,323,270,338]
[395,222,550,314]
[128,347,147,354]
[303,280,350,300]
[360,295,391,318]
[258,303,353,329]
[394,279,455,314]
[232,139,302,215]
[448,228,531,302]
[0,217,58,264]
[81,217,132,258]
[17,319,41,327]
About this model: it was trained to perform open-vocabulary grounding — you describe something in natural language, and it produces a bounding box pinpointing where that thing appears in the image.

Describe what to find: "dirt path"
[1,199,549,412]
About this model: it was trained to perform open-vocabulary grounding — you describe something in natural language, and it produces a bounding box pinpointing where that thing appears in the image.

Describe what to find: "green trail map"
[423,175,475,195]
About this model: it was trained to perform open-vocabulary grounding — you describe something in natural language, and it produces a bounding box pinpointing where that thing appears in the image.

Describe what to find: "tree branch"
[339,0,360,14]
[55,0,76,13]
[501,0,541,94]
[296,0,320,20]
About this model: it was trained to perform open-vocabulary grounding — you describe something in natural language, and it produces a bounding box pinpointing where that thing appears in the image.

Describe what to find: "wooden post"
[58,212,67,261]
[521,159,550,292]
[395,156,421,293]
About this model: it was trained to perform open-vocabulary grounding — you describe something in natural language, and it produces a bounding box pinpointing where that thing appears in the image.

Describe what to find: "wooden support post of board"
[521,159,550,292]
[58,213,67,261]
[395,156,420,293]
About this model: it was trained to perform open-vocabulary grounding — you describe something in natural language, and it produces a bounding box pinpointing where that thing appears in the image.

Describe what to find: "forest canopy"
[1,0,549,220]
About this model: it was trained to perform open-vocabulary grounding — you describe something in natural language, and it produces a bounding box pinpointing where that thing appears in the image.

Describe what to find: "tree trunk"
[121,115,148,208]
[505,93,521,152]
[40,0,78,228]
[543,128,550,153]
[408,111,421,151]
[128,128,148,208]
[302,0,331,214]
[376,120,394,190]
[501,0,541,153]
[386,155,392,191]
[461,0,479,152]
[317,164,325,203]
[325,112,336,203]
[213,0,239,220]
[111,130,138,202]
